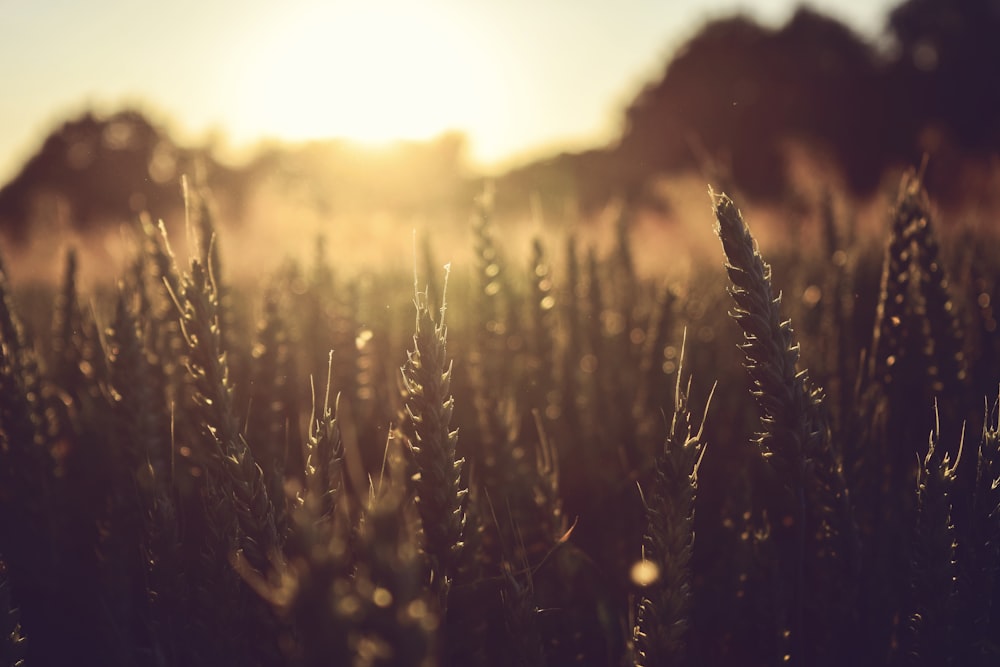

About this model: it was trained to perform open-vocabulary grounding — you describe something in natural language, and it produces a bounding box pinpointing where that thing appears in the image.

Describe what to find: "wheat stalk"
[247,288,292,537]
[907,410,961,666]
[399,265,467,612]
[633,334,712,667]
[0,558,26,667]
[712,189,859,662]
[0,261,54,658]
[354,440,439,667]
[304,351,344,522]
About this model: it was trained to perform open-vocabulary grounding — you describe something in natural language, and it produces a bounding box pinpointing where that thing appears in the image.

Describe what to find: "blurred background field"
[2,0,999,285]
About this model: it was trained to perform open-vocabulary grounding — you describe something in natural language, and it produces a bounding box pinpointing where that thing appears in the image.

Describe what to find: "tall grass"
[0,171,998,666]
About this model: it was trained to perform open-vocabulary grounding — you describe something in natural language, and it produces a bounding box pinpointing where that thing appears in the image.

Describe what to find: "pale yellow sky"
[0,0,897,182]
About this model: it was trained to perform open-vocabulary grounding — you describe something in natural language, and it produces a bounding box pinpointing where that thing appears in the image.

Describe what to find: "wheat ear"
[399,265,467,611]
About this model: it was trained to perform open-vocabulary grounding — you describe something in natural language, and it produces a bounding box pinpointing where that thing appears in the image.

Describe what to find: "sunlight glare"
[232,2,488,147]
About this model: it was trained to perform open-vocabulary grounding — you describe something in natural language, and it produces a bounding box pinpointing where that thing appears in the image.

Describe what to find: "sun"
[229,2,488,147]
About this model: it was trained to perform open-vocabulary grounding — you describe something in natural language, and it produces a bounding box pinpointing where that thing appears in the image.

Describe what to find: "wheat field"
[0,170,998,667]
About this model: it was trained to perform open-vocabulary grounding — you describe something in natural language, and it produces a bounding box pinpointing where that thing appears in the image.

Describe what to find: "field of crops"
[0,169,998,666]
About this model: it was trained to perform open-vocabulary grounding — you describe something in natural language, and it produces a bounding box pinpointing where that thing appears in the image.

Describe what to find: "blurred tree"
[5,1,1000,241]
[886,0,1000,151]
[0,110,237,242]
[617,9,883,200]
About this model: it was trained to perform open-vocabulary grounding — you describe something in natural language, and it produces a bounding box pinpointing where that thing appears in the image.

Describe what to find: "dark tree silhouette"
[0,110,235,242]
[4,1,1000,239]
[617,9,884,200]
[886,0,1000,151]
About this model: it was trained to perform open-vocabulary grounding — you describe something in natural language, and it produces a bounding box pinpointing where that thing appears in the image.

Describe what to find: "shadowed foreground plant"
[104,286,177,663]
[0,264,56,665]
[633,334,713,667]
[967,396,1000,661]
[171,239,285,666]
[261,487,355,667]
[712,189,858,665]
[0,560,26,667]
[174,249,280,573]
[247,289,294,537]
[354,441,439,667]
[907,413,961,666]
[500,553,546,667]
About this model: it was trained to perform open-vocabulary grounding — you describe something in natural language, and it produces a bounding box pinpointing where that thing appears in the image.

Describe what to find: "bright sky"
[0,0,898,182]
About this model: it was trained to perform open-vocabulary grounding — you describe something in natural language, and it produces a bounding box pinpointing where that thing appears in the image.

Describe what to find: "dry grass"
[0,172,998,666]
